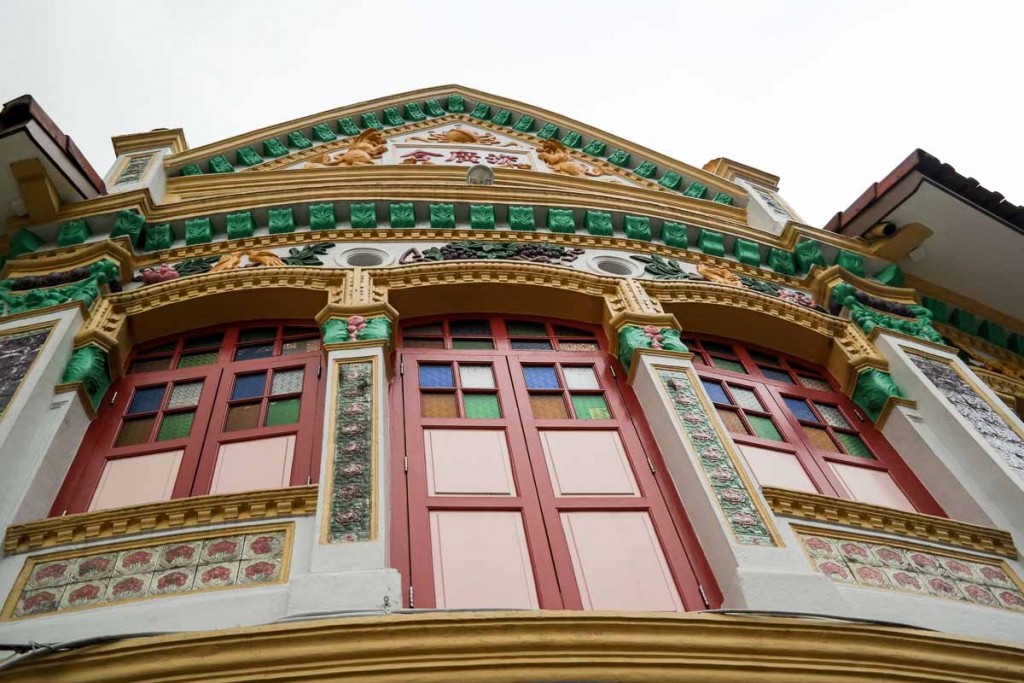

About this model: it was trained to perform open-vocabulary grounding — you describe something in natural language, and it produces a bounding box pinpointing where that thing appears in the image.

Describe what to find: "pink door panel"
[540,430,639,496]
[430,511,539,609]
[209,435,295,495]
[560,511,683,611]
[739,444,818,494]
[424,429,517,496]
[89,449,184,511]
[831,463,915,511]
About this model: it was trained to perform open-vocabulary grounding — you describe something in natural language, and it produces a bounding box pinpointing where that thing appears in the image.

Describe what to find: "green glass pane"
[711,357,746,374]
[156,411,194,441]
[452,339,494,349]
[747,415,784,441]
[506,320,547,337]
[240,327,276,342]
[177,351,218,368]
[571,394,610,420]
[463,393,501,419]
[837,433,874,459]
[266,398,300,426]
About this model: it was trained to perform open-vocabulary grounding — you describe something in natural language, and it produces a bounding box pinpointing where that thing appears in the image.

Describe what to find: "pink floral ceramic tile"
[871,545,908,569]
[14,587,64,617]
[243,532,284,560]
[202,537,243,564]
[60,580,108,610]
[922,575,961,601]
[195,562,239,589]
[158,541,202,569]
[885,568,928,595]
[238,559,281,584]
[940,558,977,582]
[837,541,873,565]
[906,551,943,575]
[814,558,855,584]
[994,589,1024,612]
[802,536,839,559]
[150,567,196,596]
[27,559,73,589]
[72,554,117,582]
[974,563,1014,589]
[849,563,891,589]
[115,548,158,575]
[106,573,152,602]
[956,581,998,608]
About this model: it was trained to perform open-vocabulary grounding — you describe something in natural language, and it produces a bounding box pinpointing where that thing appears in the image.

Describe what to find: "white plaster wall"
[0,307,91,530]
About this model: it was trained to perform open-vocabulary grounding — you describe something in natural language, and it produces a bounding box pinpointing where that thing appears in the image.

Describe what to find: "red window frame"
[685,335,943,515]
[391,314,721,610]
[51,321,325,516]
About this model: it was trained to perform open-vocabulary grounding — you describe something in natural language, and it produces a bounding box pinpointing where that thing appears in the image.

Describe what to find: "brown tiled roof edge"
[0,94,106,196]
[824,149,1024,235]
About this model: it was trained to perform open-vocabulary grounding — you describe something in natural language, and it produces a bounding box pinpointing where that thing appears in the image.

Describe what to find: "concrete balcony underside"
[3,610,1023,683]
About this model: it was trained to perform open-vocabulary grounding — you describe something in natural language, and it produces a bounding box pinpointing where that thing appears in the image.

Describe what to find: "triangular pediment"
[165,85,744,205]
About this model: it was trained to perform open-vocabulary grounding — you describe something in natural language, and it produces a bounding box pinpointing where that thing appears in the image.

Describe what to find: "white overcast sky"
[1,0,1021,226]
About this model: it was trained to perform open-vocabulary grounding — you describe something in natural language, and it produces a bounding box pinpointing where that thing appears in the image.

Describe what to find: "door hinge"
[852,407,867,422]
[109,391,118,405]
[404,455,408,472]
[400,360,405,376]
[408,585,414,608]
[646,456,656,475]
[698,584,709,608]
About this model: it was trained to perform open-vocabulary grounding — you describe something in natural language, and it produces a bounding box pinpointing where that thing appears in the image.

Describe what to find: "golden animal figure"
[307,130,388,167]
[246,250,285,267]
[209,250,286,272]
[697,262,743,287]
[409,126,507,146]
[537,140,603,178]
[210,252,244,273]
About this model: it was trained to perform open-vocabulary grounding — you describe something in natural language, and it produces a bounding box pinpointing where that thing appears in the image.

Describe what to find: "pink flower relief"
[819,561,849,580]
[164,545,196,563]
[201,566,233,584]
[112,577,144,597]
[927,577,956,596]
[980,566,1009,584]
[33,563,68,582]
[805,537,831,552]
[346,315,366,338]
[998,591,1024,609]
[121,550,154,569]
[244,561,277,581]
[77,556,111,577]
[250,536,276,556]
[68,584,102,604]
[22,591,58,614]
[156,572,189,591]
[340,463,364,477]
[206,539,239,559]
[893,572,922,590]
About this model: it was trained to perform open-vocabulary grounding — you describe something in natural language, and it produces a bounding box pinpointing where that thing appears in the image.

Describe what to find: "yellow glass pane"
[530,394,569,419]
[802,425,840,452]
[115,417,155,447]
[716,407,749,434]
[421,393,458,418]
[225,403,261,432]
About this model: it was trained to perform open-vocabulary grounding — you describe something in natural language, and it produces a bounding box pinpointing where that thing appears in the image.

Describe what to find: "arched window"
[51,322,324,515]
[394,315,716,612]
[684,335,942,515]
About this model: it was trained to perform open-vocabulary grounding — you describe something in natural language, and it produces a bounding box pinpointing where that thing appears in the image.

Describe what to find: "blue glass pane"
[701,380,731,405]
[523,366,560,389]
[235,344,274,361]
[761,367,794,384]
[419,364,455,388]
[232,373,266,400]
[127,385,166,414]
[784,397,820,423]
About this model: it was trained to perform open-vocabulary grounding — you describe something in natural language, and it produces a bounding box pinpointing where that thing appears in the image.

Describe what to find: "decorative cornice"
[0,236,135,282]
[7,610,1024,683]
[810,264,920,308]
[762,486,1018,559]
[112,129,188,156]
[3,486,318,554]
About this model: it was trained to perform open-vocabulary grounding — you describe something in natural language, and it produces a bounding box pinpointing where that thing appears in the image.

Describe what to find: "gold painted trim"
[875,396,917,431]
[1,522,294,621]
[53,382,97,420]
[112,128,187,156]
[810,264,921,308]
[763,487,1018,558]
[107,152,155,188]
[3,486,317,555]
[867,327,958,355]
[0,300,87,326]
[938,324,1024,374]
[320,356,380,545]
[0,320,56,420]
[905,272,1024,339]
[652,362,783,547]
[0,236,134,281]
[625,347,695,386]
[8,610,1024,683]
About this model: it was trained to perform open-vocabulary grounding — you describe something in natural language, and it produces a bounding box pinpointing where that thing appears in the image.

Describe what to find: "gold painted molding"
[3,486,317,554]
[112,128,188,156]
[6,610,1024,683]
[809,264,921,308]
[762,486,1018,558]
[0,235,135,281]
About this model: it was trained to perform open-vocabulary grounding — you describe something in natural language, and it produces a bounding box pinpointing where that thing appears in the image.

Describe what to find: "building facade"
[0,86,1023,681]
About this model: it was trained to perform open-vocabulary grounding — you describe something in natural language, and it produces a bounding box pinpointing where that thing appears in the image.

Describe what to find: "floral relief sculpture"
[327,361,376,543]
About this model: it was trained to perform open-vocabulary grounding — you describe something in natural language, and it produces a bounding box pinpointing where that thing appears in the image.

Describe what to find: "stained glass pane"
[559,341,600,352]
[563,366,599,390]
[511,339,553,350]
[452,339,494,349]
[798,375,832,392]
[761,367,794,384]
[784,397,820,423]
[283,326,315,338]
[459,365,495,389]
[702,341,734,356]
[802,425,839,451]
[266,398,300,426]
[226,403,261,431]
[157,411,194,441]
[449,319,492,336]
[464,393,501,419]
[128,386,166,414]
[837,433,874,459]
[272,369,304,395]
[184,333,223,350]
[177,351,218,368]
[747,415,784,441]
[717,407,749,434]
[748,350,780,366]
[571,394,611,420]
[530,394,568,419]
[419,364,454,388]
[507,321,547,336]
[711,357,747,374]
[168,381,203,409]
[131,357,172,374]
[816,403,852,429]
[404,322,443,336]
[701,380,731,405]
[404,338,445,349]
[139,341,177,355]
[421,393,458,418]
[553,324,593,337]
[239,327,276,342]
[282,338,321,355]
[523,366,560,389]
[235,344,274,361]
[115,417,156,447]
[729,386,762,411]
[233,373,266,400]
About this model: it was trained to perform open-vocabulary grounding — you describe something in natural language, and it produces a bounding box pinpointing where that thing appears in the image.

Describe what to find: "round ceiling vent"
[590,255,639,277]
[336,248,391,267]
